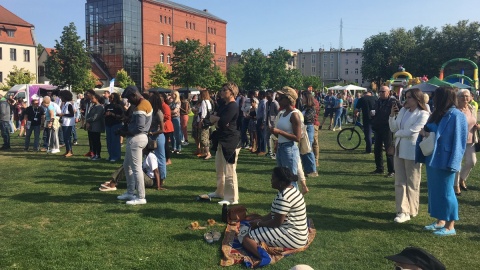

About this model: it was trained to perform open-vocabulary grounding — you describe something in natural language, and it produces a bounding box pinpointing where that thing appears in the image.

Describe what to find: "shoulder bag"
[419,132,435,156]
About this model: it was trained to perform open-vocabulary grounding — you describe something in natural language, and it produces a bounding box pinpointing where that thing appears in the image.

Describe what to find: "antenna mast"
[339,19,343,50]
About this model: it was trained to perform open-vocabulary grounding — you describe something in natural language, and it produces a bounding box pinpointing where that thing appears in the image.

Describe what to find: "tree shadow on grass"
[9,192,113,204]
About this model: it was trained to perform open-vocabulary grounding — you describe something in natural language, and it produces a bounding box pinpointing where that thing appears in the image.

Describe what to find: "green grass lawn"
[1,125,479,269]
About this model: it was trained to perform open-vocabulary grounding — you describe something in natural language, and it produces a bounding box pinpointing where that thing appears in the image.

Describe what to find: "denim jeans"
[241,118,250,147]
[256,121,266,153]
[171,117,182,151]
[58,124,64,145]
[277,141,299,189]
[106,123,122,161]
[72,125,78,141]
[334,108,343,128]
[62,126,73,152]
[154,133,167,180]
[124,134,148,199]
[300,124,317,174]
[25,125,41,150]
[1,121,11,147]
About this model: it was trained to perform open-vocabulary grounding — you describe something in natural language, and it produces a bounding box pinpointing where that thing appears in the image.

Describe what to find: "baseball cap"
[276,86,298,103]
[385,247,445,270]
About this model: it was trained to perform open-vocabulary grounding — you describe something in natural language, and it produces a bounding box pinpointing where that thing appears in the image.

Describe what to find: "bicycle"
[337,119,363,150]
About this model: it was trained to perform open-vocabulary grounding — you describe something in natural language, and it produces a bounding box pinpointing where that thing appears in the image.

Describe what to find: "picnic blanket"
[220,218,316,268]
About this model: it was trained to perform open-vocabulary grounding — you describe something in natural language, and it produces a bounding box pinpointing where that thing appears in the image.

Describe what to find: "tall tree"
[37,43,45,58]
[148,63,171,88]
[266,47,292,90]
[170,40,214,89]
[226,63,244,90]
[203,65,227,92]
[45,22,91,92]
[4,66,36,87]
[116,69,136,89]
[302,75,323,90]
[241,48,268,90]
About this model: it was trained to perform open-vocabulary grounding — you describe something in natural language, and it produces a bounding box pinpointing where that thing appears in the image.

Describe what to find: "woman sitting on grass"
[242,167,308,259]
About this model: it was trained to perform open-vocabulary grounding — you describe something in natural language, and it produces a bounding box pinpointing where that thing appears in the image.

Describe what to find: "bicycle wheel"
[337,128,361,150]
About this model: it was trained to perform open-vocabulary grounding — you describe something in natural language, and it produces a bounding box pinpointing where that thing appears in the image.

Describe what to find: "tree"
[45,22,91,92]
[204,65,227,92]
[170,40,214,89]
[266,47,292,90]
[241,48,268,90]
[77,70,97,92]
[148,63,171,88]
[226,63,244,90]
[37,43,45,58]
[283,69,304,90]
[4,66,36,87]
[302,75,323,90]
[116,69,136,89]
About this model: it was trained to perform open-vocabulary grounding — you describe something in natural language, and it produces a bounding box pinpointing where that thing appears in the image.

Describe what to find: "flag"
[109,78,115,93]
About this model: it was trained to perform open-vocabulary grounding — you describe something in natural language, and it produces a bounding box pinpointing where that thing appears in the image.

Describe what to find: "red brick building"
[86,0,227,90]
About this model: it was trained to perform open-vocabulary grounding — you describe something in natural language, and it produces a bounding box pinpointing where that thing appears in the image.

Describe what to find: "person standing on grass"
[148,93,167,190]
[319,90,336,130]
[300,91,318,177]
[179,94,190,146]
[117,86,152,205]
[205,82,241,205]
[159,92,174,165]
[311,92,321,167]
[416,87,467,236]
[354,90,377,154]
[388,88,429,223]
[255,90,267,156]
[23,96,45,151]
[169,90,182,154]
[85,94,105,160]
[82,90,96,157]
[42,96,60,154]
[104,93,124,162]
[58,90,76,157]
[371,86,401,177]
[265,90,279,159]
[0,96,11,150]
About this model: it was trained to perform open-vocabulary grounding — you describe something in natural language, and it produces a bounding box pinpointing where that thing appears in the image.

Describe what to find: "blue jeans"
[363,121,373,153]
[334,108,343,128]
[277,141,299,189]
[1,121,11,148]
[171,117,182,151]
[72,125,78,141]
[106,123,122,161]
[300,124,317,174]
[154,134,167,180]
[62,126,73,152]
[58,124,64,145]
[256,121,266,152]
[241,118,250,147]
[25,125,41,150]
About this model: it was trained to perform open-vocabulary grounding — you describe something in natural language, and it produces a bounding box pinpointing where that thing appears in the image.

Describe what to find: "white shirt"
[142,152,158,179]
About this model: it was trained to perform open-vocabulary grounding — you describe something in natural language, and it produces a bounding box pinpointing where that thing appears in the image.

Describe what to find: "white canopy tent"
[330,84,367,97]
[95,87,124,95]
[327,85,343,91]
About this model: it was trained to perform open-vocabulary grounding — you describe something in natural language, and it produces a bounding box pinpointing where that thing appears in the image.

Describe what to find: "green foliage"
[226,63,244,90]
[170,40,214,89]
[76,70,97,93]
[266,47,292,90]
[45,22,91,91]
[37,43,45,58]
[5,65,36,87]
[303,75,323,90]
[362,20,480,86]
[116,69,136,89]
[148,63,172,88]
[241,48,268,90]
[203,65,227,92]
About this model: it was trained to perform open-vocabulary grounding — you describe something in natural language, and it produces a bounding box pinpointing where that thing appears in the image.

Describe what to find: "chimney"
[203,9,208,12]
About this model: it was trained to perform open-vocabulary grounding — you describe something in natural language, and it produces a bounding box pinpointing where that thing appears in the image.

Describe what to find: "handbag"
[147,137,158,150]
[299,123,312,155]
[201,109,212,129]
[419,132,435,156]
[386,133,395,156]
[226,205,247,225]
[475,130,480,152]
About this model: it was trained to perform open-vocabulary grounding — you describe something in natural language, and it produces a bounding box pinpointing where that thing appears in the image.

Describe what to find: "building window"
[0,71,2,83]
[39,66,45,77]
[330,54,334,60]
[0,47,2,60]
[160,16,163,23]
[186,21,188,28]
[301,63,304,69]
[193,23,195,30]
[355,79,359,83]
[311,55,316,64]
[345,69,348,75]
[323,61,326,67]
[207,27,210,33]
[160,33,164,45]
[345,59,349,65]
[323,54,327,59]
[330,61,333,68]
[167,35,171,46]
[168,17,171,24]
[323,71,327,78]
[312,66,316,73]
[355,68,359,74]
[185,38,189,42]
[213,43,216,53]
[330,72,334,78]
[189,22,192,29]
[164,16,167,23]
[23,50,30,62]
[167,54,171,64]
[160,53,164,63]
[10,48,16,61]
[355,59,359,64]
[214,28,216,35]
[7,30,15,37]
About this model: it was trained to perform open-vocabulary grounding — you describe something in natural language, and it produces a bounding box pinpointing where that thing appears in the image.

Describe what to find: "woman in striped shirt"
[242,167,308,259]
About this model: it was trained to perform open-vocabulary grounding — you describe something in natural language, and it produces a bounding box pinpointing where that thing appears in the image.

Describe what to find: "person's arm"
[249,213,286,229]
[153,168,161,190]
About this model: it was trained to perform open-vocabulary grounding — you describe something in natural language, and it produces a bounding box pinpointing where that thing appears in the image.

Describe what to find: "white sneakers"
[48,148,61,154]
[218,200,238,205]
[394,213,411,223]
[117,192,147,205]
[126,198,147,205]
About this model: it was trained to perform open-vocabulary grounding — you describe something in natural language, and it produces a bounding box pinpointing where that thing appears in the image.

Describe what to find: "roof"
[150,0,227,23]
[45,48,55,56]
[0,5,33,27]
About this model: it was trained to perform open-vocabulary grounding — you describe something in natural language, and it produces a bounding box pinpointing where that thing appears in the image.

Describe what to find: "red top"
[162,102,174,133]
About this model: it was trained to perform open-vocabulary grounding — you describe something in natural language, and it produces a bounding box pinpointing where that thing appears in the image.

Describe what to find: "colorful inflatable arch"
[439,58,478,89]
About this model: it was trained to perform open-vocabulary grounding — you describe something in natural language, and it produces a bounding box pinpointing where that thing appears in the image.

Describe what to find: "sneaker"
[270,154,276,160]
[230,201,239,205]
[394,213,410,223]
[40,148,47,152]
[307,172,319,177]
[126,198,147,205]
[218,200,231,205]
[424,222,445,231]
[99,186,117,192]
[182,141,189,146]
[117,192,136,201]
[386,172,395,178]
[50,149,61,154]
[73,141,78,145]
[433,228,456,236]
[207,192,222,199]
[90,155,101,161]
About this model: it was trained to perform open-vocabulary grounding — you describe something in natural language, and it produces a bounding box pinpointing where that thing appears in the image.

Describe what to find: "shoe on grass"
[117,192,136,201]
[99,186,117,192]
[126,198,147,205]
[424,222,444,231]
[433,228,456,236]
[218,200,231,205]
[394,213,410,223]
[204,232,214,243]
[207,192,222,199]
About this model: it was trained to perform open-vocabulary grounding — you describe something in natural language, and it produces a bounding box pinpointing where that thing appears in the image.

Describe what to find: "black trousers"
[373,127,394,173]
[88,131,101,157]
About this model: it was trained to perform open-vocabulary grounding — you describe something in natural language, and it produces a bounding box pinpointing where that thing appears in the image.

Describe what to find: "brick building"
[85,0,227,90]
[0,5,37,88]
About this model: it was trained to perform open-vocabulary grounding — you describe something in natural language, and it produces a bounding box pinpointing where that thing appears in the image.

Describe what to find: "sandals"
[204,231,221,243]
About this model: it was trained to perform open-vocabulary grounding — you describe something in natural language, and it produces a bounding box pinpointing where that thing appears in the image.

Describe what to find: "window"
[323,71,327,78]
[0,47,2,60]
[311,55,316,64]
[301,63,304,68]
[168,17,171,24]
[167,35,171,46]
[355,59,359,64]
[323,54,327,59]
[355,68,359,74]
[330,54,334,59]
[186,21,188,28]
[39,66,45,77]
[185,38,189,42]
[214,28,216,35]
[330,61,333,68]
[164,16,167,23]
[345,69,349,75]
[355,79,359,83]
[0,72,2,83]
[7,30,15,37]
[345,59,349,65]
[212,43,216,53]
[330,72,334,78]
[312,66,316,73]
[189,22,192,29]
[323,61,326,67]
[167,54,171,64]
[10,48,16,61]
[193,23,195,30]
[160,16,163,23]
[160,33,164,45]
[23,50,30,62]
[160,53,164,63]
[207,27,210,33]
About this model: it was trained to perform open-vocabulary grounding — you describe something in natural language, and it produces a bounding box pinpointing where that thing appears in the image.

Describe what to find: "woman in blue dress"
[416,87,467,236]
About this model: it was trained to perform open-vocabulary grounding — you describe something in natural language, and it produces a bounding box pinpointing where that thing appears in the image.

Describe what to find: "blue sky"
[2,0,478,54]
